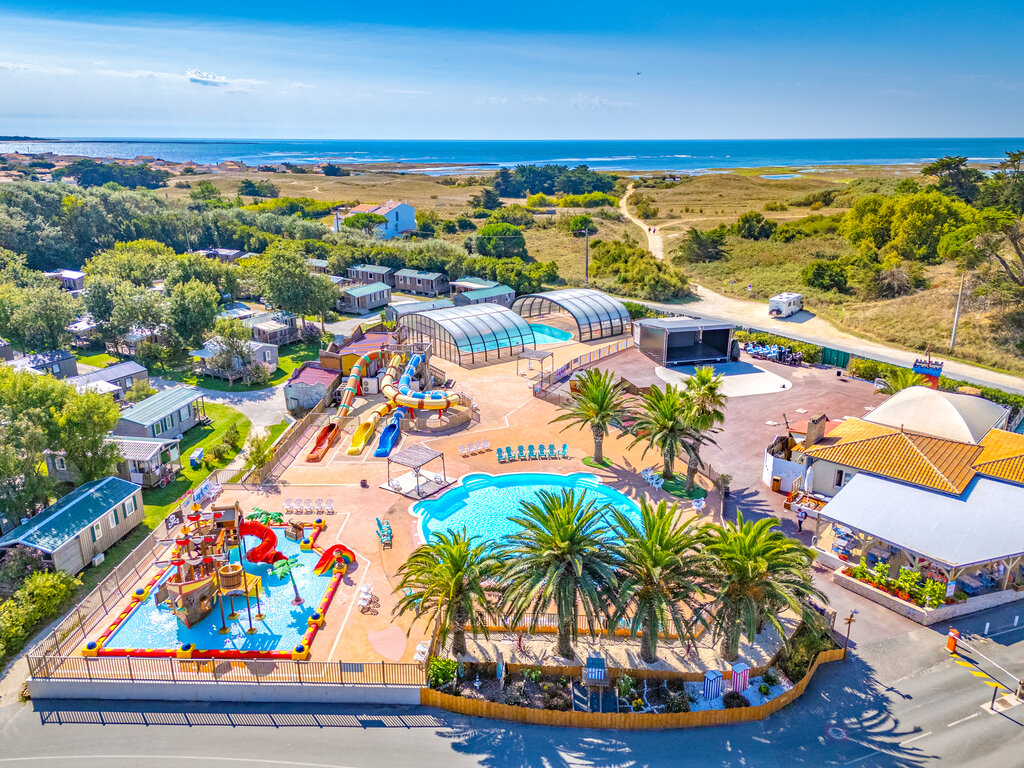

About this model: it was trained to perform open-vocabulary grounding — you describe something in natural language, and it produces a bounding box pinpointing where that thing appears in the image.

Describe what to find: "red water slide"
[239,520,287,565]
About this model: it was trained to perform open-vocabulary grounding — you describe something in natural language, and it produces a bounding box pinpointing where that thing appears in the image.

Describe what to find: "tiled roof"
[119,386,202,427]
[0,476,139,552]
[805,418,982,495]
[973,429,1024,485]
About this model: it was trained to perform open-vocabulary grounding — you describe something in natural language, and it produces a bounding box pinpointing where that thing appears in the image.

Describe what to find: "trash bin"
[771,475,782,493]
[189,448,204,470]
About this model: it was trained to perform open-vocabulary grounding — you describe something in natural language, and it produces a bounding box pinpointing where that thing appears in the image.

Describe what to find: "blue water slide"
[373,406,409,458]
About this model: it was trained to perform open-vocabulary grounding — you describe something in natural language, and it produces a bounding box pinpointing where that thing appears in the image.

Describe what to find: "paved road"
[3,603,1022,767]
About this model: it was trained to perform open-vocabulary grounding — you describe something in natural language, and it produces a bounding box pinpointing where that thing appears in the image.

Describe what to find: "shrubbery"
[590,238,690,301]
[801,260,849,292]
[427,657,458,689]
[722,690,750,708]
[734,212,777,240]
[0,570,81,664]
[734,331,822,363]
[777,624,835,682]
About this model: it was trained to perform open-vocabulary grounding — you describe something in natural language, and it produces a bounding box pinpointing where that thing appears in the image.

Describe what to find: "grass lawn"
[74,350,121,368]
[661,474,708,501]
[582,456,614,468]
[156,340,321,392]
[74,402,251,597]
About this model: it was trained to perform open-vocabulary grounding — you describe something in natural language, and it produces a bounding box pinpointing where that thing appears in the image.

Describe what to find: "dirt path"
[620,183,666,258]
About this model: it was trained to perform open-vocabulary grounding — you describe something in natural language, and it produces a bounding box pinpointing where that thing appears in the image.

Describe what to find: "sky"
[1,1,1022,139]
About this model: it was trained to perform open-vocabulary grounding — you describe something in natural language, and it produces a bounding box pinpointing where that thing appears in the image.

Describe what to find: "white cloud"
[521,95,550,104]
[0,60,77,76]
[568,92,634,109]
[186,69,230,87]
[479,96,509,105]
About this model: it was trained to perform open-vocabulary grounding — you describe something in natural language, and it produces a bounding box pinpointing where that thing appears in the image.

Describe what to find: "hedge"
[0,570,81,666]
[734,330,822,364]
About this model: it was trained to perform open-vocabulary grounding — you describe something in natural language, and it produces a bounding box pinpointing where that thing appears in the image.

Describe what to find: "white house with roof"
[114,386,207,439]
[0,476,143,573]
[332,200,415,240]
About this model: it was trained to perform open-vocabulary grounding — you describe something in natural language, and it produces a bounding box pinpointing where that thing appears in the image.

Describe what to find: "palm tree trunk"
[641,612,658,663]
[452,605,469,657]
[557,618,575,660]
[290,573,304,605]
[592,426,604,464]
[721,615,741,662]
[662,452,674,481]
[686,454,700,491]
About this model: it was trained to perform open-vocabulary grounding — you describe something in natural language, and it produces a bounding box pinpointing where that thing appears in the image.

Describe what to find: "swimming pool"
[528,323,573,344]
[413,472,641,543]
[103,534,333,653]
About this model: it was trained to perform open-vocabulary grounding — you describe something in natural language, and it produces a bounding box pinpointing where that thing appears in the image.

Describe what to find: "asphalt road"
[3,604,1023,768]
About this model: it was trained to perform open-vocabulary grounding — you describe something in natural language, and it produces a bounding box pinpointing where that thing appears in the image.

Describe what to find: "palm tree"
[272,556,305,605]
[682,367,727,490]
[701,511,826,661]
[393,530,498,658]
[550,368,629,465]
[629,384,715,483]
[500,489,617,660]
[247,509,283,525]
[610,500,710,663]
[878,367,928,394]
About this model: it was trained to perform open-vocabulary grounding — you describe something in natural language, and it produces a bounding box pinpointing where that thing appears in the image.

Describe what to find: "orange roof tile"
[805,418,982,495]
[974,429,1024,485]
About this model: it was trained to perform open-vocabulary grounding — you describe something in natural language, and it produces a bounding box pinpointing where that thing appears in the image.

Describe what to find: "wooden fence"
[420,648,845,729]
[27,654,425,687]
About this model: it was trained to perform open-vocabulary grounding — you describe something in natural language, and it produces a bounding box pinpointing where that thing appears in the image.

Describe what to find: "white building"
[332,200,415,240]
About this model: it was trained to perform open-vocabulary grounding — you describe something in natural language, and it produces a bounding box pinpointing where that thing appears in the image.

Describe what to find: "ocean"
[0,137,1020,173]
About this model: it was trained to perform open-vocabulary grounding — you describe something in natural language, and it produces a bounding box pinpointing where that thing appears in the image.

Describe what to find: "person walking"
[797,508,807,533]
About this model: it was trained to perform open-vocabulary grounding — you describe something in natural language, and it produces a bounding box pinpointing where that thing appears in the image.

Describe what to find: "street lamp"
[843,609,859,659]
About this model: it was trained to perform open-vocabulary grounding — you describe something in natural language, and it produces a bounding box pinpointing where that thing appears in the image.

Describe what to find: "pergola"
[385,445,450,499]
[516,348,554,378]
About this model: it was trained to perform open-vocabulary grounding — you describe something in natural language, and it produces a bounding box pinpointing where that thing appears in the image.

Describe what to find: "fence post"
[382,660,387,685]
[338,660,344,684]
[169,656,175,683]
[296,660,302,685]
[86,656,93,682]
[126,655,134,682]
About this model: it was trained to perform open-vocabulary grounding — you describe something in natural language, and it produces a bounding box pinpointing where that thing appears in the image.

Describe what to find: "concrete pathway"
[151,376,288,428]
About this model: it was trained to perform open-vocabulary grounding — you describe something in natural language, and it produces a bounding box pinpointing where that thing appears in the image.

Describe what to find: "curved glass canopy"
[511,288,630,342]
[398,303,537,365]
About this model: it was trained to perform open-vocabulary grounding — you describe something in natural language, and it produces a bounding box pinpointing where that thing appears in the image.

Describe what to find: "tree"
[167,279,221,347]
[245,431,274,471]
[238,179,280,198]
[322,164,349,177]
[550,368,629,464]
[941,211,1024,287]
[734,212,777,240]
[307,273,340,332]
[674,227,729,263]
[701,511,826,661]
[209,317,254,374]
[342,212,387,236]
[682,367,727,490]
[801,260,849,292]
[393,530,498,658]
[52,158,169,189]
[500,489,617,660]
[109,283,166,341]
[189,180,223,202]
[82,275,120,328]
[563,214,597,236]
[610,500,708,663]
[629,383,716,484]
[468,187,502,210]
[877,367,928,394]
[55,390,122,483]
[84,240,178,287]
[921,155,983,203]
[841,191,976,262]
[271,556,305,605]
[474,222,527,258]
[124,380,156,403]
[15,282,79,351]
[255,248,318,317]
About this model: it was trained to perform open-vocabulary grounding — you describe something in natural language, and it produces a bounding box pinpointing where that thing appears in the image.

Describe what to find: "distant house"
[243,311,300,346]
[67,316,99,347]
[284,363,340,411]
[384,298,454,323]
[6,350,78,379]
[0,476,143,573]
[0,338,12,362]
[394,269,449,297]
[114,386,206,439]
[43,269,86,292]
[307,258,329,275]
[332,200,415,240]
[191,336,279,381]
[66,361,148,401]
[196,248,243,263]
[338,281,392,315]
[106,327,163,358]
[108,435,181,489]
[347,264,396,287]
[451,276,499,295]
[453,284,516,308]
[217,302,256,322]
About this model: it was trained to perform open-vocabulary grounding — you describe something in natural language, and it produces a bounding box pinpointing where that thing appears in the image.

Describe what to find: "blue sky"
[1,2,1022,139]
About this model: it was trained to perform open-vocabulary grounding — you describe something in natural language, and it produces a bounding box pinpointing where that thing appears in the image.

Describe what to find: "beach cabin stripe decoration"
[731,662,751,692]
[703,669,724,700]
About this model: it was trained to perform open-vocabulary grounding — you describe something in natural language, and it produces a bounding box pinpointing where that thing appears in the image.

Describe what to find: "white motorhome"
[768,292,804,318]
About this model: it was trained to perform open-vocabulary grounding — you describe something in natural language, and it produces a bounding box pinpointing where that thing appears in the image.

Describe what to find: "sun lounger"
[548,443,556,459]
[517,445,527,461]
[496,447,506,463]
[283,498,293,513]
[458,444,468,457]
[528,445,537,460]
[314,498,324,513]
[560,443,569,459]
[325,498,334,514]
[505,446,515,461]
[537,444,547,459]
[481,439,490,452]
[304,498,313,513]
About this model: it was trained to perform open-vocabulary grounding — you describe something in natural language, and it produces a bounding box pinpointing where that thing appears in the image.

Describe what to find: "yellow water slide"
[346,354,404,455]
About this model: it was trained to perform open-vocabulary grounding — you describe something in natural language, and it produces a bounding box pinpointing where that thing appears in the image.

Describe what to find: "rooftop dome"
[865,386,1009,444]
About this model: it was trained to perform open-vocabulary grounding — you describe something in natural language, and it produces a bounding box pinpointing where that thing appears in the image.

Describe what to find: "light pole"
[843,609,858,659]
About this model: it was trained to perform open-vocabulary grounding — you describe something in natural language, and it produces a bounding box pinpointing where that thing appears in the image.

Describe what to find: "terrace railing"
[27,654,425,687]
[532,338,634,398]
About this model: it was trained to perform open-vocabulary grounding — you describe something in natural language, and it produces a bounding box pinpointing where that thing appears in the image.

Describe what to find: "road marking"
[900,731,932,746]
[842,751,880,765]
[947,712,980,727]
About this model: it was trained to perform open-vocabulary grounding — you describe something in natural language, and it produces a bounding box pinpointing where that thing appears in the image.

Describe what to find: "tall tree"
[256,249,318,317]
[682,367,727,490]
[629,383,716,485]
[342,212,387,236]
[550,368,629,464]
[82,274,120,328]
[500,489,617,660]
[610,500,709,663]
[921,155,984,203]
[109,283,166,340]
[168,279,221,347]
[55,390,122,483]
[701,511,826,661]
[393,530,498,657]
[16,282,80,351]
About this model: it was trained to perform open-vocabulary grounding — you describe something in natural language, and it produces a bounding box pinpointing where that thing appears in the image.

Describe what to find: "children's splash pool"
[412,472,641,543]
[103,532,334,654]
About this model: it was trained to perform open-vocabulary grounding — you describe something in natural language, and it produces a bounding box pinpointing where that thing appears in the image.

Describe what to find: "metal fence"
[532,338,634,397]
[27,654,425,687]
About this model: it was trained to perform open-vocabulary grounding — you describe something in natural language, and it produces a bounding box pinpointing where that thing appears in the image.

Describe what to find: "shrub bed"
[0,570,81,666]
[842,558,954,609]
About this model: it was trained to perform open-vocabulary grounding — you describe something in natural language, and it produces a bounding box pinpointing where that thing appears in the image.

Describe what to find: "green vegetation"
[526,191,618,208]
[0,570,81,666]
[474,222,527,258]
[551,368,630,464]
[53,158,169,189]
[161,338,320,391]
[492,165,616,198]
[590,238,690,300]
[238,179,280,198]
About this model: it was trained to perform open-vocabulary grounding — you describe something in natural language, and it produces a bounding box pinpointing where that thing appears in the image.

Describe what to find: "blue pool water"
[413,472,641,543]
[104,533,333,652]
[529,323,574,345]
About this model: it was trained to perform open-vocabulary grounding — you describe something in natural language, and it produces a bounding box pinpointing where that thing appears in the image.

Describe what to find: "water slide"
[380,354,461,410]
[347,354,404,456]
[239,520,287,565]
[313,544,356,575]
[306,349,384,462]
[373,406,410,458]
